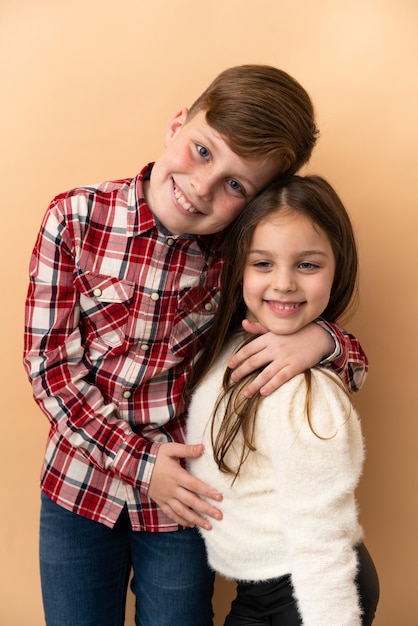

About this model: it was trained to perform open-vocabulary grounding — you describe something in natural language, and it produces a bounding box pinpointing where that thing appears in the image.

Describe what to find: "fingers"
[169,442,205,460]
[161,484,223,530]
[242,363,295,398]
[229,354,272,385]
[228,335,268,372]
[184,471,223,505]
[227,333,305,397]
[241,318,268,336]
[148,443,223,530]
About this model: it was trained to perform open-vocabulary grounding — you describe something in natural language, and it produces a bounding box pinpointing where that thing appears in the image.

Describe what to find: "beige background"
[1,0,417,624]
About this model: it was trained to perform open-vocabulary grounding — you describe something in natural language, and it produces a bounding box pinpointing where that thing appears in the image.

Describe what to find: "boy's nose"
[190,169,214,199]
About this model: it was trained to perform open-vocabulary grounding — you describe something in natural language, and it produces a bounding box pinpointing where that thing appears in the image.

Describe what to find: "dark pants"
[224,543,379,625]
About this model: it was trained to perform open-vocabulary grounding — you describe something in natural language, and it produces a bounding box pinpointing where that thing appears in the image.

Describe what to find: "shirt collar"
[126,163,156,237]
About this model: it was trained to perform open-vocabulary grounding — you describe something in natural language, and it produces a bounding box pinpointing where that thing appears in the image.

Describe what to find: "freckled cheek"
[167,144,195,171]
[218,197,246,223]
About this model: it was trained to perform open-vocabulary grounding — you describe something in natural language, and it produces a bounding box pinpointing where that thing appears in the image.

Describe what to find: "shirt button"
[93,288,102,297]
[122,390,131,399]
[140,344,149,351]
[150,292,159,301]
[204,302,213,311]
[166,238,175,246]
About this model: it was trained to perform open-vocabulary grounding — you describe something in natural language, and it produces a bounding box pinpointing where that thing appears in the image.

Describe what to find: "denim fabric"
[40,493,214,626]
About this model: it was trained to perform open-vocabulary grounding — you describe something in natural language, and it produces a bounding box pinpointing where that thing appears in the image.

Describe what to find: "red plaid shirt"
[23,163,368,531]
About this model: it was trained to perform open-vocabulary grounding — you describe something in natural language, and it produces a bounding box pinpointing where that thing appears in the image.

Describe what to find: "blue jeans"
[40,493,214,626]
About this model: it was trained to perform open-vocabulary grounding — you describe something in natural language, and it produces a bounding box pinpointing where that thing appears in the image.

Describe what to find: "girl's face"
[243,209,335,335]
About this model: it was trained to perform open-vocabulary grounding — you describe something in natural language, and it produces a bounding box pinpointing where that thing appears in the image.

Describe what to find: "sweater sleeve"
[271,370,365,625]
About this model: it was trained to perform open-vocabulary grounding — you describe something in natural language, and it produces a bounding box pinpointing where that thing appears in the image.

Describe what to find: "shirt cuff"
[315,318,342,365]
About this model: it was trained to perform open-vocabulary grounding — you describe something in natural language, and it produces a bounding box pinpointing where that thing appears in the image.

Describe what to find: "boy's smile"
[144,109,280,236]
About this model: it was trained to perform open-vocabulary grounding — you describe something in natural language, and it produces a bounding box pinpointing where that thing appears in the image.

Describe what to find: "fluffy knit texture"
[187,337,365,625]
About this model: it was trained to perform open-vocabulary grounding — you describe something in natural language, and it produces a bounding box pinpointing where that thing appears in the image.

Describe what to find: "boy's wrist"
[315,318,340,364]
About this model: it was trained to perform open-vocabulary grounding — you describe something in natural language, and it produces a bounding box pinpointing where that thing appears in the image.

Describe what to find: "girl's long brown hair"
[186,175,358,478]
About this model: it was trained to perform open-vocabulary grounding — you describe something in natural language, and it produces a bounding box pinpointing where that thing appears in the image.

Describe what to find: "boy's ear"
[164,108,189,145]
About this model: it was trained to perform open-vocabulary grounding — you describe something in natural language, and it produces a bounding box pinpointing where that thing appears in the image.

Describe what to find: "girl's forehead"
[252,211,332,249]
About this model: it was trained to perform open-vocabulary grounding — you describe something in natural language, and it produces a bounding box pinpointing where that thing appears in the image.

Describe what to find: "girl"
[186,175,379,625]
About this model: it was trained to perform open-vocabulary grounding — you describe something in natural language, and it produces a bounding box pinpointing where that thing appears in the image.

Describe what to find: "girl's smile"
[243,210,336,335]
[265,299,306,316]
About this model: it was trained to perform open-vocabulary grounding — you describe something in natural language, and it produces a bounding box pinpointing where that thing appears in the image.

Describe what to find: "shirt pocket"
[74,271,135,348]
[168,285,219,358]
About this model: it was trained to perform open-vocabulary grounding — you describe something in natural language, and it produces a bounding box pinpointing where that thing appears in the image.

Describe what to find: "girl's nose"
[273,269,297,292]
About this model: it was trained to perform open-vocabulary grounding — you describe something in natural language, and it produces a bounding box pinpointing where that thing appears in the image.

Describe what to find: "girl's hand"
[227,319,334,397]
[148,442,223,530]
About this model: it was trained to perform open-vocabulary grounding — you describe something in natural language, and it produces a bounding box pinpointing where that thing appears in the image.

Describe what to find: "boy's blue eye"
[227,179,243,193]
[197,144,210,158]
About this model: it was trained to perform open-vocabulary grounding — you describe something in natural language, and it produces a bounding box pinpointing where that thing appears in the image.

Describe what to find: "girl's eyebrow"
[297,249,329,257]
[248,249,330,256]
[247,249,270,255]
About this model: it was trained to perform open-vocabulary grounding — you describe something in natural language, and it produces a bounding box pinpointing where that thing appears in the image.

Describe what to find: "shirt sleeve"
[315,318,368,393]
[23,199,159,493]
[272,371,364,625]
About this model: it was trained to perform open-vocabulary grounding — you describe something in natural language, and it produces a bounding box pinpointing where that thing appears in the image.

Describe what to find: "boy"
[24,65,367,626]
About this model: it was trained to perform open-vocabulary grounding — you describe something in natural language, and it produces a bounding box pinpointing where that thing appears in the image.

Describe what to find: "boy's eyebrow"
[240,177,263,195]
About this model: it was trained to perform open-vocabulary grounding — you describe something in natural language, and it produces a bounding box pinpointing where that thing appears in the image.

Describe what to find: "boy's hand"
[228,319,334,397]
[148,442,223,530]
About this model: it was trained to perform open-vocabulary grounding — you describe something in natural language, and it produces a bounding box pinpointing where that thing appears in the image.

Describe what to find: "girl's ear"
[164,108,189,146]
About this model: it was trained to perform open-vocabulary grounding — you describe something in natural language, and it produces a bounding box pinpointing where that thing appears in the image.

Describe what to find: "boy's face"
[145,109,280,236]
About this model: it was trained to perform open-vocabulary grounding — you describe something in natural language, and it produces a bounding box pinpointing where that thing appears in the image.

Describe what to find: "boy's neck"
[142,177,194,239]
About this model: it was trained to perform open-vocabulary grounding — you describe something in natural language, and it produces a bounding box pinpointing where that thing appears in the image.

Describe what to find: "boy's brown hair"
[187,64,319,176]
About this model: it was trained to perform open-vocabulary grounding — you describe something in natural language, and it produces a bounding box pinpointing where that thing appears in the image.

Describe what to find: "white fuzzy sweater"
[187,338,365,625]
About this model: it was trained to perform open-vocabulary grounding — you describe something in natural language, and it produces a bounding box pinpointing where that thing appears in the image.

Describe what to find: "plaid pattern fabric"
[317,319,368,393]
[23,163,367,531]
